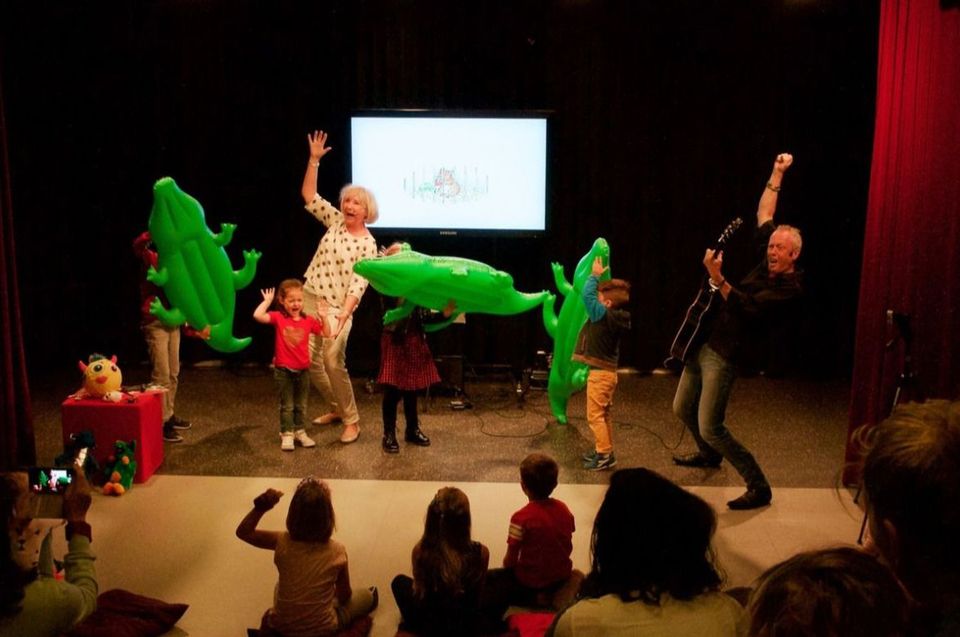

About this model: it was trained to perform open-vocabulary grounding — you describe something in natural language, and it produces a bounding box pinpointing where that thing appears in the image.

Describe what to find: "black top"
[707,221,804,368]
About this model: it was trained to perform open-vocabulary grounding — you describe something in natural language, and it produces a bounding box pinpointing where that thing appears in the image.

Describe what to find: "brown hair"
[286,477,335,543]
[278,279,304,300]
[748,547,910,637]
[598,279,630,309]
[861,400,960,605]
[413,487,475,599]
[520,453,559,500]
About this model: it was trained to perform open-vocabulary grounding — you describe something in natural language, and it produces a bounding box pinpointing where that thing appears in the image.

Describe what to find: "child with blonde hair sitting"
[236,477,376,637]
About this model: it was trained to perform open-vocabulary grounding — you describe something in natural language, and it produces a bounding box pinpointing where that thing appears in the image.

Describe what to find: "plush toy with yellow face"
[78,354,123,399]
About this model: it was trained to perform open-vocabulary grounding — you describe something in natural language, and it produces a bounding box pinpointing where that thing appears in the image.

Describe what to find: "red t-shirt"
[507,498,575,588]
[268,311,323,371]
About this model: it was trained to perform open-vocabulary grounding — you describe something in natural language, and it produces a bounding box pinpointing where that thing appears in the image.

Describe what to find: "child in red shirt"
[485,453,584,611]
[254,280,325,451]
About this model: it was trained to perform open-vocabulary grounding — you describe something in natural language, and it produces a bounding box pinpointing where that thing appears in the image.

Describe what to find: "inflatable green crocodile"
[146,177,261,353]
[542,238,611,423]
[353,244,555,331]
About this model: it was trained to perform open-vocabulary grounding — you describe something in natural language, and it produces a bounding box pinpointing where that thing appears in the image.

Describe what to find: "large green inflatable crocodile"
[353,244,555,331]
[542,238,611,424]
[146,177,261,353]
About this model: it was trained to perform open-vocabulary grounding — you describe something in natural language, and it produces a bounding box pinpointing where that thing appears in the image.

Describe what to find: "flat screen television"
[349,111,549,236]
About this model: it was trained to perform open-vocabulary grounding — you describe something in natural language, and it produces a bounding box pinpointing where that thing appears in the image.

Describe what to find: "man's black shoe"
[672,452,722,468]
[405,428,431,446]
[382,433,399,453]
[727,487,772,510]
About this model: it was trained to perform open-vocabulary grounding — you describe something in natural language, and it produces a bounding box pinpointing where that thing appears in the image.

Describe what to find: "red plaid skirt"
[377,331,441,390]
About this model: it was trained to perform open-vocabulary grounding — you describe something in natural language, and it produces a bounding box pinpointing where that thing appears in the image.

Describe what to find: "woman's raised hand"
[307,130,333,161]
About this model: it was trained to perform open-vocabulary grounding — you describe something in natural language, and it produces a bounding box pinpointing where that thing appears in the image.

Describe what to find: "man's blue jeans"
[672,344,769,490]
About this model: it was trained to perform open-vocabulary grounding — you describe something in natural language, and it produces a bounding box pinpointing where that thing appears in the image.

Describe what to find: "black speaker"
[434,355,464,394]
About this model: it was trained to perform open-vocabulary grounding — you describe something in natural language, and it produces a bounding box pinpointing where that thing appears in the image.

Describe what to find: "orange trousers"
[586,369,618,454]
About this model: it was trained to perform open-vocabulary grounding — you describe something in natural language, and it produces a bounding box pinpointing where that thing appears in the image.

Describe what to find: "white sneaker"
[293,430,316,448]
[280,432,295,451]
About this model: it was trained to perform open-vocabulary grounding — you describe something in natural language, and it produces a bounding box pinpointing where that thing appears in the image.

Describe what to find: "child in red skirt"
[377,244,455,453]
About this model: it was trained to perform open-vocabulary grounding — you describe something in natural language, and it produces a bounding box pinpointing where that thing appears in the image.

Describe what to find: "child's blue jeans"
[273,367,309,433]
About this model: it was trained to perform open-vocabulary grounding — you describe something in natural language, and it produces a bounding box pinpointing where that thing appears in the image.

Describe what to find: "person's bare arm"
[236,489,284,550]
[335,561,353,605]
[757,153,793,227]
[301,130,333,205]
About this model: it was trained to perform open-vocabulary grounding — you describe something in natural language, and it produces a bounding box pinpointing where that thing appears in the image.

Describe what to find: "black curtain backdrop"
[0,0,877,382]
[0,46,36,469]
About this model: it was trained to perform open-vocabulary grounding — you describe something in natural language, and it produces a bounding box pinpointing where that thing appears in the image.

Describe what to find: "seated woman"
[392,487,506,637]
[1,470,98,637]
[747,547,910,637]
[547,468,745,637]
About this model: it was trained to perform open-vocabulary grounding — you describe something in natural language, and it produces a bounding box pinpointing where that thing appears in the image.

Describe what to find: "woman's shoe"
[313,412,342,426]
[340,423,360,444]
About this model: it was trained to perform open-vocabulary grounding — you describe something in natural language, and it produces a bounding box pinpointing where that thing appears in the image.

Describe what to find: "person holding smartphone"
[0,468,98,637]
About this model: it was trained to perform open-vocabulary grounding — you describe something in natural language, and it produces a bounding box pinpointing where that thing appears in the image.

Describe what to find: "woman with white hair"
[299,130,378,445]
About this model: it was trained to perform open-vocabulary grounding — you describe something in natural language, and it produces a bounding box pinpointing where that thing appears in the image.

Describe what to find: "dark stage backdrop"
[0,0,877,380]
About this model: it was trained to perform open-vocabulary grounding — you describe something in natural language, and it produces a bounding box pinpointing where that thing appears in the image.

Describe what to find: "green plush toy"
[102,440,137,496]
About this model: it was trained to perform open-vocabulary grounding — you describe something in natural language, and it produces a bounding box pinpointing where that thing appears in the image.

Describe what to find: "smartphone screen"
[28,467,74,518]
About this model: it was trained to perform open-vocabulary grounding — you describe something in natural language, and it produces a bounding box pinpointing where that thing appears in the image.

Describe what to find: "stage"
[31,365,852,489]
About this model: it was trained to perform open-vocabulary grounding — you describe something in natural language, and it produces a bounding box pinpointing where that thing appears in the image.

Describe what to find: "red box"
[61,391,164,483]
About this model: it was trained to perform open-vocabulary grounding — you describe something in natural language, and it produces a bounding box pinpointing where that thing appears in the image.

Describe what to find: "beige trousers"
[142,319,180,422]
[303,288,359,426]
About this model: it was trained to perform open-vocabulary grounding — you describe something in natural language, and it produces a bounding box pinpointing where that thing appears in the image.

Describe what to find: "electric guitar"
[665,217,743,370]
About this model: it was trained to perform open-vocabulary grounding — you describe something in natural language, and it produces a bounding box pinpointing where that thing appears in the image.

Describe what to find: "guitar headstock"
[715,217,743,249]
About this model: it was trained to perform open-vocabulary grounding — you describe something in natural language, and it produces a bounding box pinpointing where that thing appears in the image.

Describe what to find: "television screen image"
[350,113,548,235]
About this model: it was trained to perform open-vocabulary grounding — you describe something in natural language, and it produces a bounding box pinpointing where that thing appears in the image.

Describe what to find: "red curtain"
[845,0,960,482]
[0,60,36,470]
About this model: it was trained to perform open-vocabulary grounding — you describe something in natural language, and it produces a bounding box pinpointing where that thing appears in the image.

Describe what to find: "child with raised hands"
[236,478,377,637]
[254,280,325,451]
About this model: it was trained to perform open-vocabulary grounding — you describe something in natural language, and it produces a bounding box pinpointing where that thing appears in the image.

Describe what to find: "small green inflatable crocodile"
[147,177,261,353]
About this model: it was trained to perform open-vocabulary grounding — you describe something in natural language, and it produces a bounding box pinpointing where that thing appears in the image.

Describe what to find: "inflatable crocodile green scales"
[146,177,261,353]
[353,244,555,332]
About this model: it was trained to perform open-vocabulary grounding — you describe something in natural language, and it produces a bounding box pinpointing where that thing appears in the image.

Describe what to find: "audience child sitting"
[485,453,583,611]
[547,467,745,637]
[747,546,910,637]
[392,487,505,637]
[236,477,376,637]
[861,399,960,636]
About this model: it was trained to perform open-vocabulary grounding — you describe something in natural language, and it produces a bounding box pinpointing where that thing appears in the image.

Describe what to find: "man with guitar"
[671,153,802,510]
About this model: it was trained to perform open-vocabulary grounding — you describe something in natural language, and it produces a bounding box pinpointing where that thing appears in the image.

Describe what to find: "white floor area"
[52,475,865,637]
